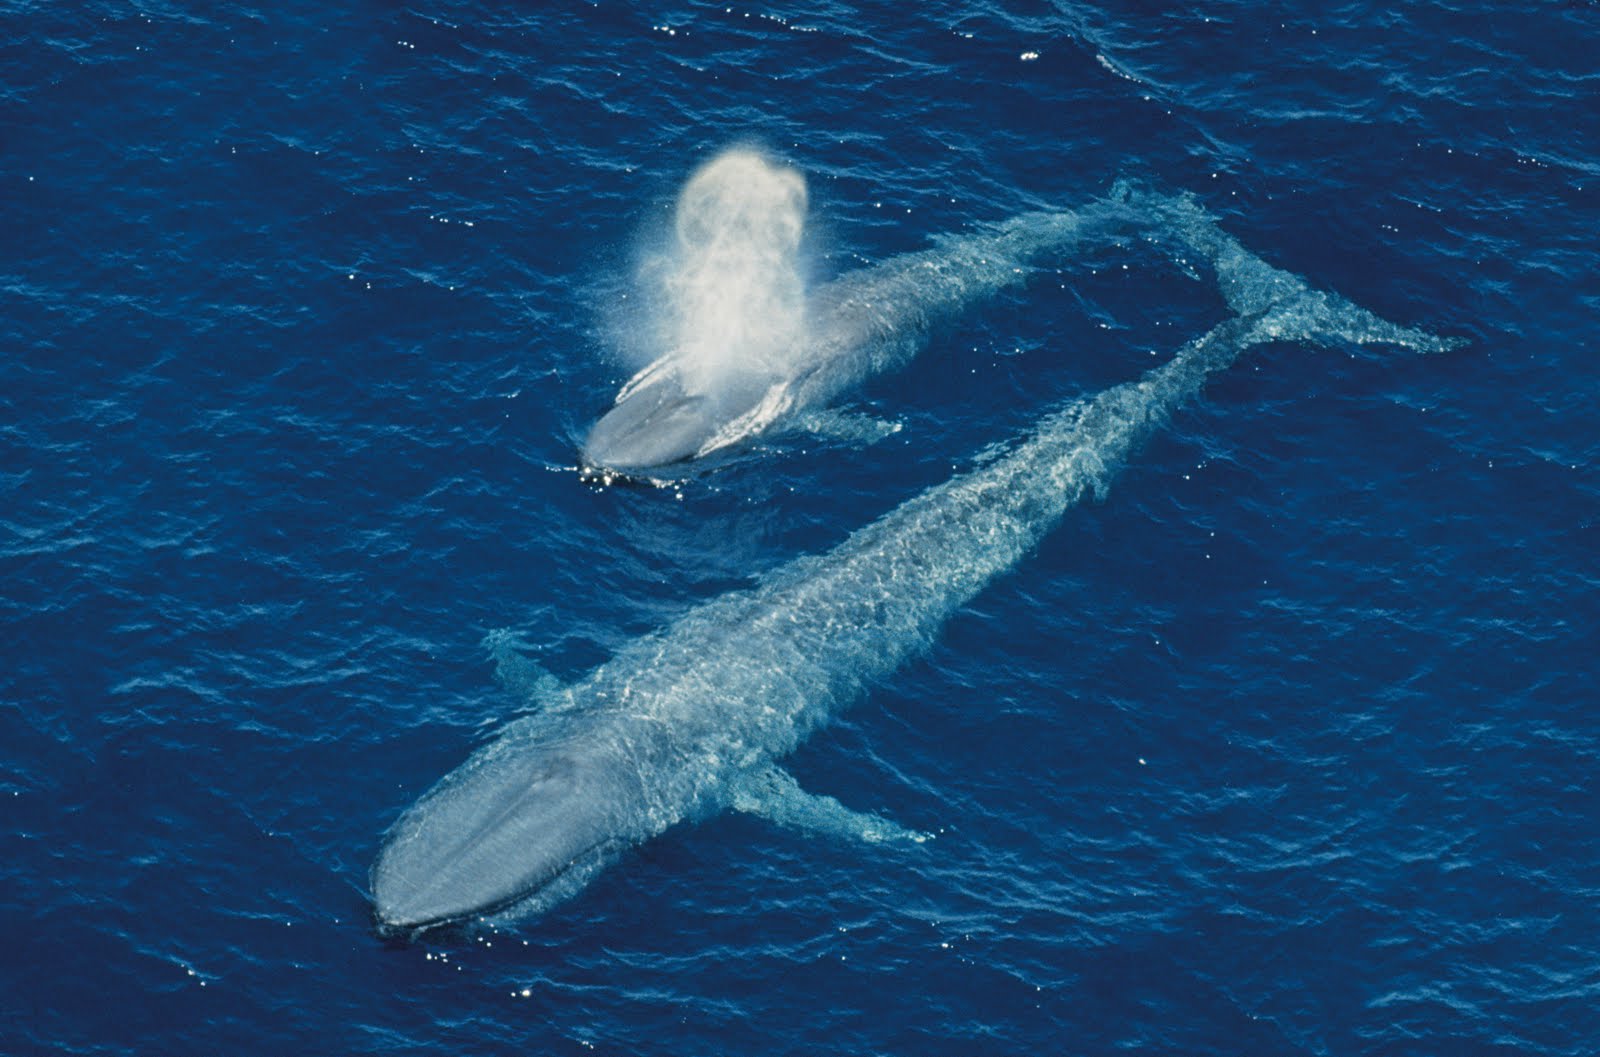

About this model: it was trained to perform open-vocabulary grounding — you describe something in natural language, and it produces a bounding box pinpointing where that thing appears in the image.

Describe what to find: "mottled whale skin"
[372,192,1459,931]
[579,196,1142,476]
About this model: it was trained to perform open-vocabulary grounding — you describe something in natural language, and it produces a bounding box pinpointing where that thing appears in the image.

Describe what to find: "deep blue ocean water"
[5,2,1598,1054]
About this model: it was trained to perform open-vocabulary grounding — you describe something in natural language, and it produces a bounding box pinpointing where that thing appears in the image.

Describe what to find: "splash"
[659,147,810,392]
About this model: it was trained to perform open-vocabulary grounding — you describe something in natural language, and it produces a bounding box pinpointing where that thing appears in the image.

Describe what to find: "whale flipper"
[484,630,569,713]
[730,765,931,845]
[793,407,904,448]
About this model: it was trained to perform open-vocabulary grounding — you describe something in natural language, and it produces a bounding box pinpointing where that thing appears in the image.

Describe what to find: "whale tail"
[1114,185,1463,356]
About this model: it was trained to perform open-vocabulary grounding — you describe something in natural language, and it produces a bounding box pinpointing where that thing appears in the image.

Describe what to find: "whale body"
[580,195,1144,476]
[372,194,1459,931]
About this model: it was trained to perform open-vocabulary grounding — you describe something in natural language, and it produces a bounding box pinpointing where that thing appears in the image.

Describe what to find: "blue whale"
[372,194,1459,931]
[579,192,1153,476]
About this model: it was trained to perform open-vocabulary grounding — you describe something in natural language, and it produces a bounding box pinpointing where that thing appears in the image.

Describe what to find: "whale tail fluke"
[1109,184,1464,357]
[1247,284,1466,356]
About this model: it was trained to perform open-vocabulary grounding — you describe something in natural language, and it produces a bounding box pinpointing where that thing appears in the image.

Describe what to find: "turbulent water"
[5,3,1598,1056]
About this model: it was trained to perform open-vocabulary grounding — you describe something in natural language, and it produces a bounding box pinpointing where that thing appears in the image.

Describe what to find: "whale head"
[580,374,720,474]
[371,736,623,932]
[580,358,783,476]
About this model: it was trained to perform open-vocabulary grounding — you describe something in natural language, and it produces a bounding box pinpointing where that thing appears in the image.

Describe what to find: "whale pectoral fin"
[793,408,904,448]
[483,629,572,713]
[730,765,932,845]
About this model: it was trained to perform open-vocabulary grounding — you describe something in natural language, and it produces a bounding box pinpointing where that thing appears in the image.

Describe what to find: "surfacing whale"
[372,196,1459,931]
[580,179,1149,477]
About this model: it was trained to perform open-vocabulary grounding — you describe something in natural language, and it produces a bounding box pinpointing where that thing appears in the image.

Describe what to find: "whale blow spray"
[581,148,819,476]
[664,148,809,387]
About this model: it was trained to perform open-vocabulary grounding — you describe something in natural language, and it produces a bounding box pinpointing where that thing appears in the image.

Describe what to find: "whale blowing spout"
[582,147,808,477]
[374,191,1460,931]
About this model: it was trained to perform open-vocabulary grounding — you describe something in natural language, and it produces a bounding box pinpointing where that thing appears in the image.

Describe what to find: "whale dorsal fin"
[730,764,931,845]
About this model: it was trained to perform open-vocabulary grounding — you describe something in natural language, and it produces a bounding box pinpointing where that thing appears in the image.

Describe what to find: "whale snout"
[581,386,719,475]
[581,358,784,476]
[371,742,617,932]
